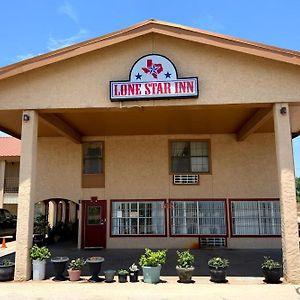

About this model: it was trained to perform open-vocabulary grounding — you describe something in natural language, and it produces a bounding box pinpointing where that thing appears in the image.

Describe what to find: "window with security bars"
[170,141,210,173]
[111,201,165,236]
[170,200,226,235]
[231,200,281,236]
[83,142,103,174]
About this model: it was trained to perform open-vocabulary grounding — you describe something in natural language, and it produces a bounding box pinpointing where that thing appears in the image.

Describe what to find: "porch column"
[273,103,300,283]
[69,201,77,223]
[48,200,57,228]
[14,110,38,281]
[0,161,5,208]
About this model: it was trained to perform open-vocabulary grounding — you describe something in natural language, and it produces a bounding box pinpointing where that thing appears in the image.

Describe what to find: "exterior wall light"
[23,114,30,122]
[280,107,287,115]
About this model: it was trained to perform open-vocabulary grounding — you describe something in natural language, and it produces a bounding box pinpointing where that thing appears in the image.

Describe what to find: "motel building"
[0,19,300,282]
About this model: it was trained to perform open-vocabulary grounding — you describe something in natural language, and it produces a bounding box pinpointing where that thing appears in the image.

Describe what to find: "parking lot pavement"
[0,278,300,300]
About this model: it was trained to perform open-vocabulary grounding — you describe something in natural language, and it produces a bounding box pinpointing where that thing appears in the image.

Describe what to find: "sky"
[0,0,299,175]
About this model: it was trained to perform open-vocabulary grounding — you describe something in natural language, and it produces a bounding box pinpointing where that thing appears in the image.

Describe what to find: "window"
[111,200,166,236]
[170,141,210,173]
[83,142,103,174]
[231,200,281,236]
[170,200,226,236]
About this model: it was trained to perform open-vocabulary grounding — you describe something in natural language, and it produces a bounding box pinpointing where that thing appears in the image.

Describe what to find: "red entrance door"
[82,200,106,248]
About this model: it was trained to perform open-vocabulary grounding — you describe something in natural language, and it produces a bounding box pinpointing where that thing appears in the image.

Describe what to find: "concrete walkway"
[1,278,300,300]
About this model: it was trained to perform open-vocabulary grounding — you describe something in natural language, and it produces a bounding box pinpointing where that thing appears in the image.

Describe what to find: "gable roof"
[0,137,21,157]
[1,19,300,80]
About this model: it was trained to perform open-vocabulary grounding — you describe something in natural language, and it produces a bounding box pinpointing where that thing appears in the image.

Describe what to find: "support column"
[61,201,67,223]
[273,103,300,283]
[14,110,38,281]
[0,160,5,208]
[48,201,57,228]
[69,201,77,223]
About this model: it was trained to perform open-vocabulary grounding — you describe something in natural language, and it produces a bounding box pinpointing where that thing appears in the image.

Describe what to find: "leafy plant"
[33,214,49,235]
[118,269,129,275]
[208,257,229,269]
[176,250,194,268]
[0,259,14,266]
[68,258,85,270]
[129,263,139,271]
[139,248,167,267]
[29,245,51,261]
[296,177,300,202]
[261,256,282,270]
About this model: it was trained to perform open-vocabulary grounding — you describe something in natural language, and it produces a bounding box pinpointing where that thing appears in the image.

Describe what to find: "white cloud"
[16,53,43,62]
[58,1,78,24]
[47,29,89,51]
[194,15,224,32]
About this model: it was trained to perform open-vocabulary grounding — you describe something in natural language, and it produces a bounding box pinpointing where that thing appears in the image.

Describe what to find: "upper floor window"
[83,142,103,175]
[170,140,210,173]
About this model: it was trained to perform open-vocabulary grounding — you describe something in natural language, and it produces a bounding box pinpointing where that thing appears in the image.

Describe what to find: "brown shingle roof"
[1,19,300,81]
[0,137,21,157]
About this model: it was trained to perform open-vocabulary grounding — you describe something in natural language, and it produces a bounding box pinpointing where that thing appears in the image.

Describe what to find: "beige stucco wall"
[36,132,279,249]
[1,34,300,110]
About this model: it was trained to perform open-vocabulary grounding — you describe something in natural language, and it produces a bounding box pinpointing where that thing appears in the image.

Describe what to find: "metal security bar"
[4,177,19,193]
[111,201,165,235]
[170,200,226,235]
[231,200,281,236]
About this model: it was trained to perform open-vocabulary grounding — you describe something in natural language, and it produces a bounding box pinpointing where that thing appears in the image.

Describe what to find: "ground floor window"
[170,200,226,236]
[231,200,281,236]
[111,200,166,236]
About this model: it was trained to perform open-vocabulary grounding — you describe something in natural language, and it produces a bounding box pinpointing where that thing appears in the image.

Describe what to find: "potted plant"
[118,269,129,283]
[176,250,195,283]
[0,259,15,281]
[139,248,167,284]
[30,245,51,280]
[208,257,229,283]
[86,256,105,282]
[261,256,282,283]
[129,263,139,282]
[67,258,85,281]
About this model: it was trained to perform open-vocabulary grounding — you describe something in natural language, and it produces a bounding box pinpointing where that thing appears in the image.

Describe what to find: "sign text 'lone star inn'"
[110,54,199,101]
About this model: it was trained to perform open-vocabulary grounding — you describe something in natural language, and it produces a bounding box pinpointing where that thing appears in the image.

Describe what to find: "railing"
[4,176,19,193]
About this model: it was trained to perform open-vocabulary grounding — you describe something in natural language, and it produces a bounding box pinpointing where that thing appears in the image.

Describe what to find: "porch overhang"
[0,104,280,142]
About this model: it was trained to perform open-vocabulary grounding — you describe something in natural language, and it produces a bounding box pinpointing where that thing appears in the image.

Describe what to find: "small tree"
[296,177,300,202]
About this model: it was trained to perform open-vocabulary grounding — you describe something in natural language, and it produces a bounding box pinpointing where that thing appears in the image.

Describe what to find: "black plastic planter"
[118,274,128,283]
[51,257,69,281]
[129,270,139,282]
[209,267,227,283]
[0,264,15,281]
[263,267,282,283]
[86,257,104,283]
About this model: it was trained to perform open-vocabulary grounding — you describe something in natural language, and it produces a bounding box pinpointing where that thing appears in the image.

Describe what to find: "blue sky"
[0,0,299,175]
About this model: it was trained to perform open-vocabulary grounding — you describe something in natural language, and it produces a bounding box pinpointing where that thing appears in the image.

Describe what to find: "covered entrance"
[81,200,106,248]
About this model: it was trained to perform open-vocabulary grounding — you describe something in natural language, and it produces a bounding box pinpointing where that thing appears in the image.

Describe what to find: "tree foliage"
[296,177,300,202]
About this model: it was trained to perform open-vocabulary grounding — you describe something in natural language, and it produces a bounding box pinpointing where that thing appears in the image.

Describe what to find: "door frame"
[81,199,107,248]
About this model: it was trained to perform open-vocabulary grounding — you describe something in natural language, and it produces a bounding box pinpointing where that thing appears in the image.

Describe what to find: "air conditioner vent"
[173,174,199,185]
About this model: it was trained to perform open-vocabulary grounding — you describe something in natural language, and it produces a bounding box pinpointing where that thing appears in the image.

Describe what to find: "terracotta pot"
[68,269,81,281]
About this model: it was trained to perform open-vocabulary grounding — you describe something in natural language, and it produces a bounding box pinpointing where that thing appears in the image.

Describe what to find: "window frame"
[169,139,212,175]
[229,198,281,238]
[110,199,167,237]
[169,199,228,237]
[82,141,105,188]
[82,141,104,175]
